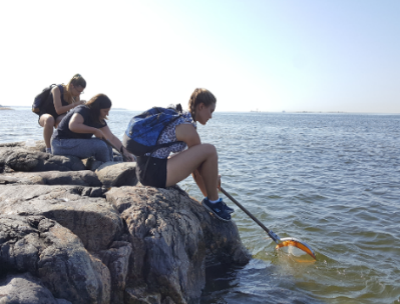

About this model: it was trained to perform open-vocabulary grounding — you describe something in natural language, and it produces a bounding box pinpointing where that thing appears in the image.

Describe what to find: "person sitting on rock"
[130,88,234,222]
[51,93,135,162]
[39,74,88,154]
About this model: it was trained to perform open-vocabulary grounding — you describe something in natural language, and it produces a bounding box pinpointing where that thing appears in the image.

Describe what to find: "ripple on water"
[3,110,400,304]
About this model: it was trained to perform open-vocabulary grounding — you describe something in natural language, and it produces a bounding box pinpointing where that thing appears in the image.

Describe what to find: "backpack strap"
[57,84,63,95]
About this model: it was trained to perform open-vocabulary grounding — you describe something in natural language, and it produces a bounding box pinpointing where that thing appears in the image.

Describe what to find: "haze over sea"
[1,107,400,304]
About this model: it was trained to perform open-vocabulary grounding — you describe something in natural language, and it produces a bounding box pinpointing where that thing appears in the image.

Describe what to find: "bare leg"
[39,114,55,149]
[166,143,219,200]
[192,168,207,197]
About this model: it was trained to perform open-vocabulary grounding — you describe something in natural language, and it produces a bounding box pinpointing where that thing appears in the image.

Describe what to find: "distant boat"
[250,108,260,112]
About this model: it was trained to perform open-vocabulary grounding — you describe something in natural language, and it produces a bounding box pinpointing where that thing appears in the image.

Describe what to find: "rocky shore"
[0,106,12,110]
[0,140,251,304]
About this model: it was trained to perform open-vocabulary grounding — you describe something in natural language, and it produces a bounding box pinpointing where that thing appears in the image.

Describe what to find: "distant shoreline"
[231,110,400,115]
[2,106,399,115]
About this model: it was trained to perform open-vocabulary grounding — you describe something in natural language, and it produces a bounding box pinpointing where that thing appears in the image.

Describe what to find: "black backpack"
[32,84,57,115]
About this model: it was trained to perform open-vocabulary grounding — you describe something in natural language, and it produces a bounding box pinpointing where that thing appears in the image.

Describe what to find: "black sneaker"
[202,198,231,222]
[222,201,234,214]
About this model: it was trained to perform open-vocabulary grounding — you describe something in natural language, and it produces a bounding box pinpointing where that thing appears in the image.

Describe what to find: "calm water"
[1,107,400,304]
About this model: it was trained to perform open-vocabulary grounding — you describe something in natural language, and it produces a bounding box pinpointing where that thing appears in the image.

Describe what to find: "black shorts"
[136,156,167,188]
[38,112,60,125]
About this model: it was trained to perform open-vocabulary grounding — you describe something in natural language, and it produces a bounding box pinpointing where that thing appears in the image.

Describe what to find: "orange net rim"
[275,238,316,260]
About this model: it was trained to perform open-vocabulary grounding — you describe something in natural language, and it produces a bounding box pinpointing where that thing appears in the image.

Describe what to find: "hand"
[122,147,136,162]
[125,152,136,162]
[93,129,105,139]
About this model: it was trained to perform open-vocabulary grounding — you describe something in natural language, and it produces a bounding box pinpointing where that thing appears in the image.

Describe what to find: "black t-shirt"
[53,105,107,139]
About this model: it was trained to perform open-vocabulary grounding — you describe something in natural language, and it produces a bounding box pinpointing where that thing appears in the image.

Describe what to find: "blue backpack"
[123,106,183,157]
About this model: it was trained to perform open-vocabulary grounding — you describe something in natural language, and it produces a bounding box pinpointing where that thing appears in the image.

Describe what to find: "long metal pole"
[220,187,280,243]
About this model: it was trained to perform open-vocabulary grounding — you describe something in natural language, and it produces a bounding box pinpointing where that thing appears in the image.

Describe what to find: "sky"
[1,0,399,113]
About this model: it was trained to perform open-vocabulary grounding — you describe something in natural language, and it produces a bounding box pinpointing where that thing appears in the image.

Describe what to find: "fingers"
[94,130,104,139]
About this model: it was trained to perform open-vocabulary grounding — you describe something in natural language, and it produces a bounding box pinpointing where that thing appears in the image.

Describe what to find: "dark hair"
[64,74,87,104]
[68,74,86,89]
[86,94,112,123]
[167,103,183,113]
[188,88,216,120]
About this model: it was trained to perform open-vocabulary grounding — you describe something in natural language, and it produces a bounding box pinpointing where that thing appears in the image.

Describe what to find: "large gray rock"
[0,215,111,303]
[0,171,101,186]
[0,140,46,153]
[0,147,85,172]
[0,173,46,185]
[96,161,137,188]
[0,272,71,304]
[0,185,123,252]
[0,140,252,303]
[106,186,250,304]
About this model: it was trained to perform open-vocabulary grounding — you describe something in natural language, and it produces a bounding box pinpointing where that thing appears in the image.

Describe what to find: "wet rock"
[0,171,101,186]
[0,185,123,252]
[96,161,137,188]
[106,186,251,303]
[0,215,111,304]
[0,272,71,304]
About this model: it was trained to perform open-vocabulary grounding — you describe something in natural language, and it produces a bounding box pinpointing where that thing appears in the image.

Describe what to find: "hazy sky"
[1,0,399,113]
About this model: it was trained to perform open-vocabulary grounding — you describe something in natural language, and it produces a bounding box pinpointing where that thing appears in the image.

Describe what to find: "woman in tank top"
[39,74,86,153]
[134,88,234,221]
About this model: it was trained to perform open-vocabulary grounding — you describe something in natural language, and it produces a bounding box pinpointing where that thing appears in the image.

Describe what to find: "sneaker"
[202,198,231,222]
[46,148,52,154]
[222,201,234,214]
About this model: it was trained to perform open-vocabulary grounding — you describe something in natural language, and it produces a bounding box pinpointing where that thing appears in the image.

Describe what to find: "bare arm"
[175,124,208,196]
[101,125,135,162]
[53,86,85,115]
[69,113,105,139]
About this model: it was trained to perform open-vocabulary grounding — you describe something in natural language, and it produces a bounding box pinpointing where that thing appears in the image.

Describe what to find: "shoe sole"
[202,202,231,222]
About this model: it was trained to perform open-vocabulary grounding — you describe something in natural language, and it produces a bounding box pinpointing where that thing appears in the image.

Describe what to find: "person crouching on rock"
[51,94,135,162]
[129,88,234,222]
[39,74,87,154]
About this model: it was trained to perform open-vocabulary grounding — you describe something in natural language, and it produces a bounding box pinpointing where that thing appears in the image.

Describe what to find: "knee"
[202,143,218,157]
[43,116,55,128]
[99,141,109,150]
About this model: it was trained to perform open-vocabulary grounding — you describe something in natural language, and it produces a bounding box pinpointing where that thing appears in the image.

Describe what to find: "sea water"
[1,107,400,304]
